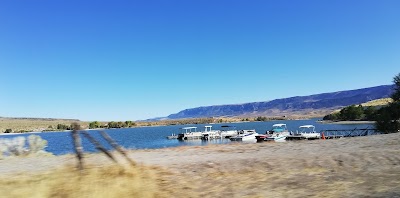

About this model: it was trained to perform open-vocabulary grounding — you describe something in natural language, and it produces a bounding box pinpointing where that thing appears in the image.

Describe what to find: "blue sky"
[1,0,399,121]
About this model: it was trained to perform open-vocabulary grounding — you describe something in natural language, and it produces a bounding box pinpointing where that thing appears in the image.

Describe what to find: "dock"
[286,135,319,140]
[287,128,380,140]
[321,128,380,139]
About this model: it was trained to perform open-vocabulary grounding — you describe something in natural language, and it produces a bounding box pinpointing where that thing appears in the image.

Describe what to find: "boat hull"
[230,133,259,141]
[264,135,287,141]
[255,135,268,142]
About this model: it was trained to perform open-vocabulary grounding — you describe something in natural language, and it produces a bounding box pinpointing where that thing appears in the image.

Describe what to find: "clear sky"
[1,0,399,121]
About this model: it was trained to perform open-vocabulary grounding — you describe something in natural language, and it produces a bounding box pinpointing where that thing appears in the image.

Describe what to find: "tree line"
[88,121,137,129]
[323,72,400,133]
[323,105,377,121]
[254,116,287,121]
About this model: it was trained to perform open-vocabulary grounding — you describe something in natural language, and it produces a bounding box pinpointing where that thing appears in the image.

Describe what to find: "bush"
[323,105,378,121]
[340,105,364,120]
[4,129,12,133]
[89,121,100,129]
[28,135,48,153]
[0,135,48,158]
[323,113,340,121]
[0,136,26,156]
[255,116,268,121]
[375,102,400,133]
[57,124,71,130]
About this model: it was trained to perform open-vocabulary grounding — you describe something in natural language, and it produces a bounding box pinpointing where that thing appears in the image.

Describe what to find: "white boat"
[264,124,290,141]
[177,126,221,140]
[201,126,221,140]
[166,133,178,139]
[230,130,258,141]
[220,125,239,138]
[177,127,203,140]
[297,125,320,139]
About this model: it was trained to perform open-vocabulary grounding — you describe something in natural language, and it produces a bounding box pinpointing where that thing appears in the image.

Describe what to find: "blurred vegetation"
[255,116,287,121]
[323,72,400,134]
[375,73,400,133]
[0,165,167,198]
[0,135,49,158]
[323,105,377,121]
[57,124,72,130]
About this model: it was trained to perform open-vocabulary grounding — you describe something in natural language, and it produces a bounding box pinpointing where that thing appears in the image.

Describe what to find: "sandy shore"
[1,133,400,197]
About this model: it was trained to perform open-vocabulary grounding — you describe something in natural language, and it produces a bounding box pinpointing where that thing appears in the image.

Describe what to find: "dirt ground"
[1,133,400,198]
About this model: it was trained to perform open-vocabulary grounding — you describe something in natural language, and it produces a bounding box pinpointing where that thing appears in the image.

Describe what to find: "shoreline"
[0,131,45,136]
[317,120,375,125]
[1,116,324,134]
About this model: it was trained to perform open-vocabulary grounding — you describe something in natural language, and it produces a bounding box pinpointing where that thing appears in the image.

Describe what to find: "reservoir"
[0,118,375,155]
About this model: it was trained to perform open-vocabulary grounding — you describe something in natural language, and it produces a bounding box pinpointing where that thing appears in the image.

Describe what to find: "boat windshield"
[221,125,236,131]
[271,124,287,132]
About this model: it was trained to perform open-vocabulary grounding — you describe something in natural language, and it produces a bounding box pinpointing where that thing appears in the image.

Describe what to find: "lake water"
[0,118,375,155]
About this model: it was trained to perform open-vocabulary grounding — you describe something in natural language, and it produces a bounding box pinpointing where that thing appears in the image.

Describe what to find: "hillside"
[166,85,394,119]
[329,98,392,114]
[0,117,83,133]
[360,98,393,107]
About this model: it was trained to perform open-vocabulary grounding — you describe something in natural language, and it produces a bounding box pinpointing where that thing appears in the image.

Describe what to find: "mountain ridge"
[164,85,394,120]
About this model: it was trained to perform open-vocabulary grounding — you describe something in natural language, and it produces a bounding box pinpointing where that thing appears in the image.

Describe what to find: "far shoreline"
[317,120,375,125]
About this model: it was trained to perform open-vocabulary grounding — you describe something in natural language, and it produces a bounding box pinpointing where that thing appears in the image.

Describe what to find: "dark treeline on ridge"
[324,72,400,133]
[323,105,378,121]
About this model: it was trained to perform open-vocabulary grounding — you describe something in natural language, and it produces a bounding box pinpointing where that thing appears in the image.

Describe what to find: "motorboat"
[201,126,221,140]
[297,125,320,139]
[166,133,178,139]
[229,130,258,141]
[219,125,239,138]
[255,124,289,141]
[264,124,290,141]
[177,126,221,140]
[177,127,203,140]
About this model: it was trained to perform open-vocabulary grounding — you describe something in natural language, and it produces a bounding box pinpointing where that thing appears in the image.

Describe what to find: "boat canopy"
[298,125,316,133]
[272,124,287,127]
[182,127,197,130]
[299,125,315,128]
[204,126,213,132]
[271,124,287,132]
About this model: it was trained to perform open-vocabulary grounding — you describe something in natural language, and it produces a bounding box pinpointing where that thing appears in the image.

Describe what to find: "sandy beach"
[1,133,400,197]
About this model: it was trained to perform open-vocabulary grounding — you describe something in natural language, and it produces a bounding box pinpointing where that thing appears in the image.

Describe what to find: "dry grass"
[0,118,88,133]
[361,98,393,107]
[0,164,174,198]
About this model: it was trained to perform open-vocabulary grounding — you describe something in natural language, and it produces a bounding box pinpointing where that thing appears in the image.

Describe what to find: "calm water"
[1,118,375,155]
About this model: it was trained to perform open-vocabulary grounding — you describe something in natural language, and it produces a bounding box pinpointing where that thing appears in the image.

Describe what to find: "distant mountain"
[165,85,394,119]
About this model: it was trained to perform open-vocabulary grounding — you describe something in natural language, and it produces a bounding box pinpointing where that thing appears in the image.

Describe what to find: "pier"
[321,128,381,139]
[286,127,381,141]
